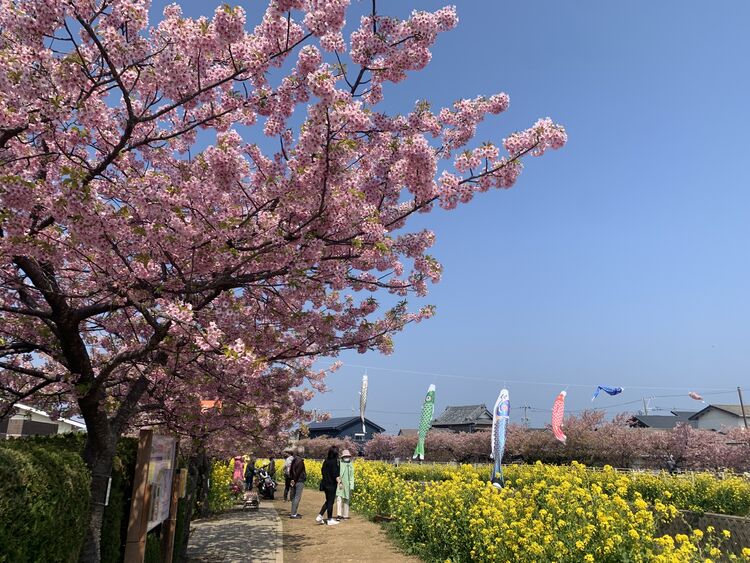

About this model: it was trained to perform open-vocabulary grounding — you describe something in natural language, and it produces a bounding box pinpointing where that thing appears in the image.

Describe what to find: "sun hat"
[341,449,352,457]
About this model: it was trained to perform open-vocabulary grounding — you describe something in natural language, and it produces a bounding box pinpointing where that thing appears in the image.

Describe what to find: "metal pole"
[738,387,748,430]
[642,397,648,416]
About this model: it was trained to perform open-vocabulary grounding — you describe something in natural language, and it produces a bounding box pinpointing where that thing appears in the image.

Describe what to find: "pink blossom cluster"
[212,4,246,45]
[439,94,510,151]
[504,117,568,157]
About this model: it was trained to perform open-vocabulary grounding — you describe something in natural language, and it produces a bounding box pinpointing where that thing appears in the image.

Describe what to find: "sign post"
[124,430,154,563]
[124,430,178,563]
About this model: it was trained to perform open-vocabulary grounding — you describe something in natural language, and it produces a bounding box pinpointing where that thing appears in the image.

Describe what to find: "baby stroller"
[255,466,277,500]
[243,490,260,510]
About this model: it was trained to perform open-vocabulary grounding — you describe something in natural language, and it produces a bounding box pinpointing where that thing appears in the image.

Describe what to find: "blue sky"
[163,1,750,432]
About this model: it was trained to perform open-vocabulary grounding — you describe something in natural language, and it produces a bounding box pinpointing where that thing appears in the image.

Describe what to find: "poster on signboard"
[147,435,176,532]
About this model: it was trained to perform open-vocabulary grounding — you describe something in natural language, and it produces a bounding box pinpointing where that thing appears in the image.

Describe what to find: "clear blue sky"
[162,1,750,432]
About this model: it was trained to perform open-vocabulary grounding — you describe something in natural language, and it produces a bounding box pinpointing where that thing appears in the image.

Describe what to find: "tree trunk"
[77,380,121,563]
[77,375,149,562]
[175,473,196,563]
[195,448,211,518]
[175,446,202,562]
[79,424,118,563]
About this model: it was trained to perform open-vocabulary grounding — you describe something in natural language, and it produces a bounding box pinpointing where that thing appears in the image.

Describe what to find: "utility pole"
[738,387,748,430]
[521,404,530,428]
[642,397,649,416]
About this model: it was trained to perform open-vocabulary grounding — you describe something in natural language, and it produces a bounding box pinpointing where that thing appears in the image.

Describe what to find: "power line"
[523,390,734,414]
[322,362,737,393]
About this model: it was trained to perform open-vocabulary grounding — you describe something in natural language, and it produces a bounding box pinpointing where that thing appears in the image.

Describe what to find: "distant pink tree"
[365,433,416,460]
[295,436,359,459]
[363,418,750,471]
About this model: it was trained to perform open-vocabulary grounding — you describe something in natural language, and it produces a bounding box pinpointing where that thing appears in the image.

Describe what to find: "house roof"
[14,403,87,430]
[631,415,691,429]
[433,405,492,426]
[689,404,749,420]
[307,416,385,433]
[670,411,698,421]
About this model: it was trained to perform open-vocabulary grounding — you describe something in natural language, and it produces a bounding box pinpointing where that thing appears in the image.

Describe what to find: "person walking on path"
[289,446,307,519]
[282,449,294,501]
[335,449,354,520]
[245,456,256,491]
[316,446,341,526]
[232,456,244,481]
[267,455,276,479]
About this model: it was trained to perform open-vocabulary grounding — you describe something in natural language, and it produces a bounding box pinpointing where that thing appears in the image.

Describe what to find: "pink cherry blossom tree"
[0,1,565,558]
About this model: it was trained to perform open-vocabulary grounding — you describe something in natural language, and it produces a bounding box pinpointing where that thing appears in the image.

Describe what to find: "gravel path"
[186,503,283,563]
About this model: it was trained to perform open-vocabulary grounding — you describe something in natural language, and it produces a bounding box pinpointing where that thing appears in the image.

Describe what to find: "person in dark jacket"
[315,446,341,526]
[244,456,256,491]
[282,448,294,501]
[289,447,307,519]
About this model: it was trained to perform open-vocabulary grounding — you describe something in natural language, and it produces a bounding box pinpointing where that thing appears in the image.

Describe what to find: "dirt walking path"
[272,489,420,562]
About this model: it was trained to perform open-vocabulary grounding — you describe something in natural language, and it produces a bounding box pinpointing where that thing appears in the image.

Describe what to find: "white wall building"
[688,404,749,431]
[0,403,86,439]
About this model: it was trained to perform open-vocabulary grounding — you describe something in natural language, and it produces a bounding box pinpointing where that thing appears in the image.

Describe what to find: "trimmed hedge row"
[0,432,191,562]
[0,433,142,562]
[0,444,90,562]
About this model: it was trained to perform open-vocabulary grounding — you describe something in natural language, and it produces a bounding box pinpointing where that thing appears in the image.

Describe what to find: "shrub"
[0,432,142,562]
[144,532,162,563]
[0,444,90,562]
[207,460,235,513]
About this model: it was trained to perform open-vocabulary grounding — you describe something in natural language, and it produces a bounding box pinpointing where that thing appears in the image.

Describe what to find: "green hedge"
[0,433,142,562]
[0,433,189,562]
[0,444,90,562]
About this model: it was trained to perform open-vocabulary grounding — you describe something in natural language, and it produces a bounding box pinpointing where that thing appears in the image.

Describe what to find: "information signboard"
[146,434,176,532]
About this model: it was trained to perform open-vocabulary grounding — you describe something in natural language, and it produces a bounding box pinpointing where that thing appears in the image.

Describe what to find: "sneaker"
[335,516,342,520]
[315,514,324,524]
[326,519,340,525]
[289,514,302,519]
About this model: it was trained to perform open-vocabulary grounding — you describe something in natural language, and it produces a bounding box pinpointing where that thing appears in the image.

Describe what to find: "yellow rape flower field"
[305,459,750,562]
